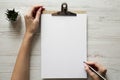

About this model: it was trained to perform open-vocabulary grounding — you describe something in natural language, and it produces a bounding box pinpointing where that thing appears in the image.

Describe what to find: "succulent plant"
[6,8,18,21]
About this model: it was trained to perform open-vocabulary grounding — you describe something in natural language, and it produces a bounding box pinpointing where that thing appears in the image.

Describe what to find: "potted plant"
[5,8,19,22]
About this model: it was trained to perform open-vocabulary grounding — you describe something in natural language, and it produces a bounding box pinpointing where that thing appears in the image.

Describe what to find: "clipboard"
[41,3,87,79]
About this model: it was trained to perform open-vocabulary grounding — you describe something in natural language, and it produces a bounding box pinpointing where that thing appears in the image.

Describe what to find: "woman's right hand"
[85,61,107,80]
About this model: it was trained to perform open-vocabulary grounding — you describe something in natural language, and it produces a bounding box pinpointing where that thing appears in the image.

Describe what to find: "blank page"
[41,14,87,79]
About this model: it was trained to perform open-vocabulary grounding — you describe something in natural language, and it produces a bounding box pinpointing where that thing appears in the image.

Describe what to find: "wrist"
[24,32,34,40]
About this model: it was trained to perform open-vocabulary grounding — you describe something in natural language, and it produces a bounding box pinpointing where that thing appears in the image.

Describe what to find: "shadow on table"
[9,14,23,34]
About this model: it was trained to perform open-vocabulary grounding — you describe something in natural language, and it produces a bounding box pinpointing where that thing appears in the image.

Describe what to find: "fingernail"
[39,7,44,10]
[38,8,41,11]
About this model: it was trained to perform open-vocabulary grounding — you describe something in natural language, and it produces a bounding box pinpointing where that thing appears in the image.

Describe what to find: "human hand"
[24,5,44,37]
[85,61,107,80]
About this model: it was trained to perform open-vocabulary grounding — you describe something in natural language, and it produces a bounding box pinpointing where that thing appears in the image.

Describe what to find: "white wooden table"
[0,0,120,80]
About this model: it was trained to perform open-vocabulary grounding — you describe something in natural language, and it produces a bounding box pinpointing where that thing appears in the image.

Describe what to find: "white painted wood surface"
[0,0,120,80]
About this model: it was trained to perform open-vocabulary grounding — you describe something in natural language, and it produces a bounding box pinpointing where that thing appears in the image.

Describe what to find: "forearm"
[11,33,33,80]
[11,5,43,80]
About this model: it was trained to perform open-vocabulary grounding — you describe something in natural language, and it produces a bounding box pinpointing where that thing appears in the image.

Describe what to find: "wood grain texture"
[0,0,120,80]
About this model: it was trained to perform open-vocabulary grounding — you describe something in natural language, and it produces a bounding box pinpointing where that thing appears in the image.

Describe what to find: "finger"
[29,5,42,16]
[25,6,41,18]
[86,61,101,69]
[85,61,98,65]
[30,5,42,13]
[35,7,43,21]
[85,65,96,77]
[86,61,107,74]
[99,66,107,74]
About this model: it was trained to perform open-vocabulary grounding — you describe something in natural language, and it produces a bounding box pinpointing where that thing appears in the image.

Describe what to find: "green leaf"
[5,8,18,21]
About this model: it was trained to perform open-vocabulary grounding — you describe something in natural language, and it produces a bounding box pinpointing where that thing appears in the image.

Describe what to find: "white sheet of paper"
[41,14,87,79]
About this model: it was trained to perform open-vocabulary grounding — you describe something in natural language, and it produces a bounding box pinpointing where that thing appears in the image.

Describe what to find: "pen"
[83,61,107,80]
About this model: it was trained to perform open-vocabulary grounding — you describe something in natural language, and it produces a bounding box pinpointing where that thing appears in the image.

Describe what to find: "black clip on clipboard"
[52,3,77,16]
